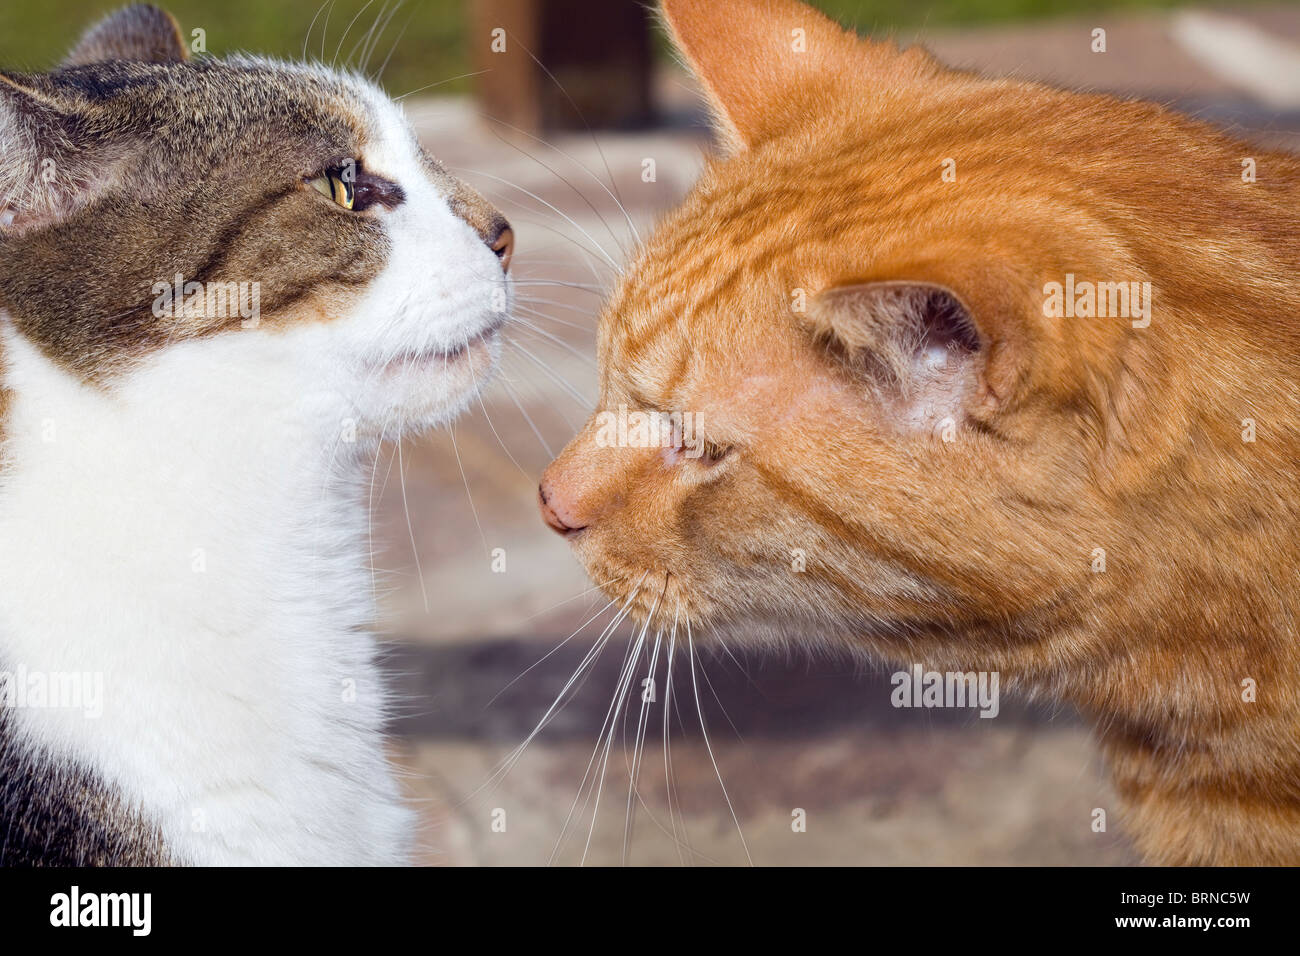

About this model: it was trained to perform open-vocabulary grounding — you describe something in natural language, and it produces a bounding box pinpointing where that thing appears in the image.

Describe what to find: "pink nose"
[538,480,586,536]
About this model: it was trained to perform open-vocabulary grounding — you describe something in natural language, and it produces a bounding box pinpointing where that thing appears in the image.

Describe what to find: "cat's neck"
[1038,330,1300,863]
[0,324,410,864]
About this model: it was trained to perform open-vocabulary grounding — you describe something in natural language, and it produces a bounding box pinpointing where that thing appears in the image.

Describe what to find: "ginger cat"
[539,0,1300,865]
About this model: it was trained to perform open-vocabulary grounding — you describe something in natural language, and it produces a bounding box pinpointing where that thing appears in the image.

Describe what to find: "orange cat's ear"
[807,281,1008,433]
[659,0,935,151]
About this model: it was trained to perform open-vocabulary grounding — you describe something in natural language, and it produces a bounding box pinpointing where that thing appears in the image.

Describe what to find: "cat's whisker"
[373,6,417,84]
[607,600,718,865]
[688,619,753,866]
[497,348,586,432]
[573,598,657,866]
[508,282,608,304]
[511,300,585,323]
[494,376,555,457]
[319,0,335,61]
[498,31,634,249]
[696,639,746,744]
[512,307,595,334]
[508,314,598,370]
[359,0,403,77]
[662,609,694,866]
[391,70,490,101]
[547,592,649,863]
[558,579,668,865]
[514,293,600,319]
[475,579,647,805]
[484,595,620,710]
[509,279,608,292]
[345,0,389,71]
[464,197,612,284]
[711,630,755,689]
[367,416,399,599]
[331,0,378,68]
[446,412,490,559]
[503,338,590,408]
[501,357,586,435]
[394,420,430,614]
[465,620,619,807]
[508,256,588,268]
[481,122,632,261]
[450,167,621,271]
[623,624,663,864]
[481,114,642,247]
[302,0,335,63]
[514,576,628,626]
[463,343,534,482]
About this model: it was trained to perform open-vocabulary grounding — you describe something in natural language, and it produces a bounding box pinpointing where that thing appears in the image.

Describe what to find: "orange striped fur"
[540,0,1300,864]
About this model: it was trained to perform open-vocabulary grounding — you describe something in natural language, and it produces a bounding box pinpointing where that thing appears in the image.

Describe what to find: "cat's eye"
[304,162,404,213]
[700,440,732,465]
[678,439,730,466]
[309,169,356,210]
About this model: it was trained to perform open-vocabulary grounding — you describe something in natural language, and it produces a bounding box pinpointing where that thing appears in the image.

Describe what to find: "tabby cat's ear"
[807,282,1007,434]
[659,0,935,152]
[64,4,189,68]
[0,75,125,237]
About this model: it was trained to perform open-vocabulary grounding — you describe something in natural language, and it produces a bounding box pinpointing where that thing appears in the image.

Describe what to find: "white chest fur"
[0,329,413,865]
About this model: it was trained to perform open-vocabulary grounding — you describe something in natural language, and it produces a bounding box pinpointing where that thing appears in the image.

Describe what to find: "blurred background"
[5,0,1299,865]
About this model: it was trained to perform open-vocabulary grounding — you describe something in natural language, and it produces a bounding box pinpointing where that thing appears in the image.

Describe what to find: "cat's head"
[540,0,1300,657]
[0,5,513,441]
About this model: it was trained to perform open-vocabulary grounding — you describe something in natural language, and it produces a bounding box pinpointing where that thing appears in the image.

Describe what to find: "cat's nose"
[538,478,586,536]
[488,220,514,274]
[444,177,514,273]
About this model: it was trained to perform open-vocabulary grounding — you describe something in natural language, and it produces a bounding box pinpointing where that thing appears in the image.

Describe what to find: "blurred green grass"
[0,0,470,97]
[0,0,1268,98]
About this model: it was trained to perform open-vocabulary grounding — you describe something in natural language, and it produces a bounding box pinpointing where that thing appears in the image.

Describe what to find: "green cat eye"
[308,170,355,211]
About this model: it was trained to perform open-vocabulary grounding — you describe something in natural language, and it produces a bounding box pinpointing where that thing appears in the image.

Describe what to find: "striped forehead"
[601,173,821,400]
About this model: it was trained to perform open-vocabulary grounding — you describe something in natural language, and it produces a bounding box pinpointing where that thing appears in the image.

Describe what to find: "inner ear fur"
[807,281,990,434]
[0,75,126,237]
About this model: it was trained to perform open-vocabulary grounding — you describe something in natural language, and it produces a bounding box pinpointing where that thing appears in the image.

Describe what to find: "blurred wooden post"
[470,0,654,134]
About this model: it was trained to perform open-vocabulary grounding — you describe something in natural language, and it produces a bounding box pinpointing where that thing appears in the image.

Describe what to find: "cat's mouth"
[373,316,507,374]
[434,318,505,363]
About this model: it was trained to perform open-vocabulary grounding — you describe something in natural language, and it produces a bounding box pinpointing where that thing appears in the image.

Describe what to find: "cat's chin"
[349,325,503,441]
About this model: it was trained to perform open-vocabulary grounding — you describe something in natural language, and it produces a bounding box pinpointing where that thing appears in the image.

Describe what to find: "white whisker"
[688,619,753,866]
[396,425,429,614]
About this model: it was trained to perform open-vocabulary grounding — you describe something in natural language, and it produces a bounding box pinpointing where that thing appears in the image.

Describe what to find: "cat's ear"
[807,281,1009,435]
[0,75,126,237]
[63,4,189,68]
[659,0,934,152]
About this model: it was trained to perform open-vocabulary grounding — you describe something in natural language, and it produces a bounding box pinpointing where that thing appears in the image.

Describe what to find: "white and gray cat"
[0,4,513,865]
